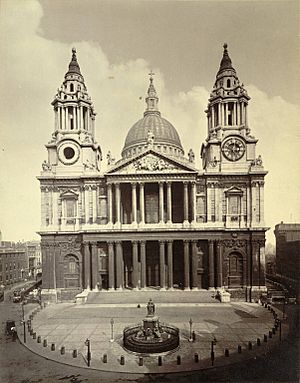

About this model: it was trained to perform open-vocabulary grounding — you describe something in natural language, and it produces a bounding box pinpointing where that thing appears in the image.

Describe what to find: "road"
[0,284,299,383]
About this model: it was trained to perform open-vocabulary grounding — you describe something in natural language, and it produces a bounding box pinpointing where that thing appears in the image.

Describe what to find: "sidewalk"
[16,301,289,375]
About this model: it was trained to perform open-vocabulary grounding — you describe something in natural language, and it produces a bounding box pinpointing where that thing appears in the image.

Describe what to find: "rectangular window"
[229,196,239,214]
[66,199,76,218]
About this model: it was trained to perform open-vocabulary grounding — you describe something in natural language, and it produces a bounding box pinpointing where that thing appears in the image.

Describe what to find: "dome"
[121,75,184,159]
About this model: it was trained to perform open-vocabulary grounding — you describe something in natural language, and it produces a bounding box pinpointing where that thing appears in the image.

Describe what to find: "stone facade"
[38,45,268,302]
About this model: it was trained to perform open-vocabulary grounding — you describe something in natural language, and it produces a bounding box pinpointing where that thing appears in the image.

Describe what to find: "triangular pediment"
[60,189,79,199]
[225,186,243,195]
[106,149,197,175]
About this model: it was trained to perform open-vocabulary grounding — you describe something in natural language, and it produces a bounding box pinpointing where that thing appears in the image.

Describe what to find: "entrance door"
[228,252,243,287]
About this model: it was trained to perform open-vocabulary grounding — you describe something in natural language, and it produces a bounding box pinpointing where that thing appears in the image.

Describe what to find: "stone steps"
[86,289,218,304]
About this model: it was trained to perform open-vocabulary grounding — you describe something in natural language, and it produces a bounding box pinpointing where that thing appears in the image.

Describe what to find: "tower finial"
[223,42,228,50]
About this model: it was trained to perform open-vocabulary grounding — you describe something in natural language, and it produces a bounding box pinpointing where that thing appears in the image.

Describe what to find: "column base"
[183,220,189,227]
[208,287,216,291]
[108,288,115,292]
[160,287,167,291]
[184,287,191,291]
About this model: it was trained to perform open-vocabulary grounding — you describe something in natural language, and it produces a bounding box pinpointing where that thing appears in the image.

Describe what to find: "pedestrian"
[11,326,17,341]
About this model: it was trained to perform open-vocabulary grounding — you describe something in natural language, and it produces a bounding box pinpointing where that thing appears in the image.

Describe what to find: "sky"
[0,0,299,244]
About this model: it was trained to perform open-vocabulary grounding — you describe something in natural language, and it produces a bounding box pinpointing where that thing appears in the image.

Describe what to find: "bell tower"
[45,48,102,175]
[201,43,262,174]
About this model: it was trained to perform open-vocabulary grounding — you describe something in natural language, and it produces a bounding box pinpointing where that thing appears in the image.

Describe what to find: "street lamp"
[188,318,193,342]
[21,301,26,343]
[85,338,91,367]
[211,336,217,366]
[110,318,114,342]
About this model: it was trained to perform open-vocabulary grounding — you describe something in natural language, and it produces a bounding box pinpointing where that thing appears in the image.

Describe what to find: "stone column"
[132,241,139,289]
[183,181,189,224]
[108,241,115,290]
[251,181,257,225]
[139,183,145,225]
[259,181,264,225]
[191,181,196,224]
[159,182,164,224]
[252,240,260,287]
[107,183,113,225]
[140,241,146,288]
[115,241,123,289]
[215,183,220,222]
[115,183,121,226]
[66,107,69,130]
[183,240,190,290]
[80,106,84,130]
[216,241,223,288]
[159,241,166,289]
[52,187,58,228]
[211,105,215,128]
[84,242,91,290]
[225,103,228,126]
[166,182,172,224]
[92,186,97,223]
[208,240,215,289]
[207,184,211,222]
[191,240,198,289]
[84,185,90,224]
[132,183,137,224]
[233,102,237,125]
[237,102,240,126]
[241,102,245,125]
[91,243,98,289]
[167,240,173,289]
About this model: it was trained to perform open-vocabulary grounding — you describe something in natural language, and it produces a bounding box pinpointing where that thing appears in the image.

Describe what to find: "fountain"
[123,299,180,353]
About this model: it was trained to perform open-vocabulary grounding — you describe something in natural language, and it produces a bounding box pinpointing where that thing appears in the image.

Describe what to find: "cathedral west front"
[38,44,268,302]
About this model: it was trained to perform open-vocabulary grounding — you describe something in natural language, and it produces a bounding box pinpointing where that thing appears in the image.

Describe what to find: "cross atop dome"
[145,72,160,116]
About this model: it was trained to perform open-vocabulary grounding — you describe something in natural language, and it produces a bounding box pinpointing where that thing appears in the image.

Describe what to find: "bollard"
[264,334,268,342]
[103,354,107,363]
[158,356,162,366]
[139,356,143,366]
[43,339,47,347]
[60,346,65,355]
[248,341,252,350]
[272,327,276,334]
[177,355,181,365]
[32,332,36,339]
[264,303,267,308]
[211,351,215,366]
[72,349,78,358]
[225,348,229,357]
[269,331,272,339]
[267,305,271,311]
[120,355,125,365]
[238,345,242,353]
[257,338,261,346]
[192,331,196,342]
[29,329,33,336]
[37,335,41,343]
[51,343,55,351]
[194,353,199,363]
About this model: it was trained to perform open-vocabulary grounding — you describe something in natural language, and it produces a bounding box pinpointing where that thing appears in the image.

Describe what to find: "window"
[70,83,74,92]
[66,199,76,218]
[229,196,239,214]
[227,79,231,88]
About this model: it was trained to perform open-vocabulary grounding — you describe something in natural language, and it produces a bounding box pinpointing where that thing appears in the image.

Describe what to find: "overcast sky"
[0,0,299,244]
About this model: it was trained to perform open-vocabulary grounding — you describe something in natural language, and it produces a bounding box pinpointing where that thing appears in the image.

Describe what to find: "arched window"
[228,252,243,287]
[227,79,231,88]
[63,255,80,288]
[70,83,74,92]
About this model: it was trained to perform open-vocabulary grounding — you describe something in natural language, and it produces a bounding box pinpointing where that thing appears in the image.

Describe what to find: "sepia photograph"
[0,0,299,382]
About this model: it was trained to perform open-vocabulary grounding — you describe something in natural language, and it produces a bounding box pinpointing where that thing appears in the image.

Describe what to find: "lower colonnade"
[82,239,225,291]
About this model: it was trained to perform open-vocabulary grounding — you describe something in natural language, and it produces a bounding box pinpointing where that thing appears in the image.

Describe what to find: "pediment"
[106,150,196,175]
[60,189,79,199]
[225,186,243,196]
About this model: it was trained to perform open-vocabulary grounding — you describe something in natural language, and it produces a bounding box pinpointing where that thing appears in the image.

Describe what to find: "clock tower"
[201,43,261,173]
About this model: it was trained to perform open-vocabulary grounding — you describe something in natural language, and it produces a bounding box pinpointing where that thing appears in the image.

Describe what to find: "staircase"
[86,289,218,305]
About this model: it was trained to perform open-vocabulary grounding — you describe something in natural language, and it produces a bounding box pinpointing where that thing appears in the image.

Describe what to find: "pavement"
[16,296,289,376]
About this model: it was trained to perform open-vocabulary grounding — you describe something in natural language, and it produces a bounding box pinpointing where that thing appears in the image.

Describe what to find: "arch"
[227,251,243,287]
[63,254,80,288]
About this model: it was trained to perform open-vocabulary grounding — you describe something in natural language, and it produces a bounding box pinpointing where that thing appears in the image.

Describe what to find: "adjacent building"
[38,44,268,302]
[0,240,28,287]
[274,222,300,291]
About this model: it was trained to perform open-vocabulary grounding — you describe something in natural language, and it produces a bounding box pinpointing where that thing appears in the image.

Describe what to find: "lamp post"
[189,318,193,342]
[110,318,114,342]
[211,336,217,366]
[21,301,26,343]
[85,338,91,367]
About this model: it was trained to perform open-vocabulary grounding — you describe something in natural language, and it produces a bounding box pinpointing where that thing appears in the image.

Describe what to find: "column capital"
[166,239,173,244]
[159,239,166,244]
[183,239,190,244]
[183,181,189,186]
[132,182,137,188]
[139,181,145,187]
[131,240,138,246]
[107,240,114,245]
[139,239,146,245]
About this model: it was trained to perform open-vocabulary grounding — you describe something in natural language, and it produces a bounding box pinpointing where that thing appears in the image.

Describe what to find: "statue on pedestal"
[147,298,155,316]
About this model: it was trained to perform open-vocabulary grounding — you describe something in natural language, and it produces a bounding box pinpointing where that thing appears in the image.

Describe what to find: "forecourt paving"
[18,297,287,375]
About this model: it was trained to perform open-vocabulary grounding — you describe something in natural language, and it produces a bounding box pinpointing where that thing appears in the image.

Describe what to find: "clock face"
[222,137,245,161]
